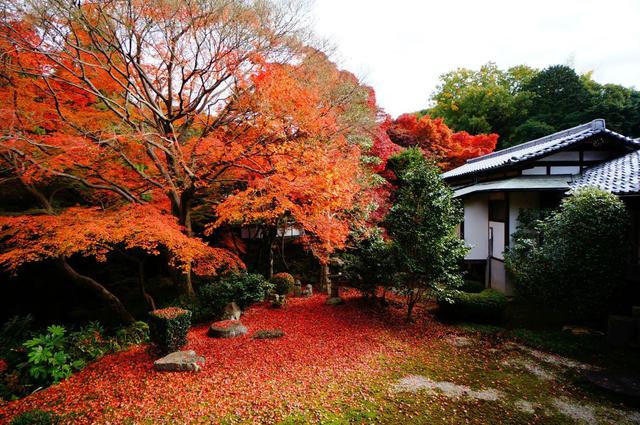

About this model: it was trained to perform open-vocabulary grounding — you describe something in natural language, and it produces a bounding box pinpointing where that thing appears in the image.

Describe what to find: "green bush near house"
[460,279,485,293]
[437,289,507,323]
[10,409,59,425]
[505,187,630,321]
[148,307,192,355]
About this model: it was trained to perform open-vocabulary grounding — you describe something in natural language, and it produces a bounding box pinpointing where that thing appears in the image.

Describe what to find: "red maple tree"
[386,113,497,170]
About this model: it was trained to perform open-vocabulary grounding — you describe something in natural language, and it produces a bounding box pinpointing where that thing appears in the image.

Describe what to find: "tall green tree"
[582,75,640,137]
[427,62,537,148]
[385,148,467,320]
[521,65,593,131]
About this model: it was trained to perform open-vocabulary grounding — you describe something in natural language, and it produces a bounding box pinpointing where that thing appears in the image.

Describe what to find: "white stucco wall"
[463,194,488,260]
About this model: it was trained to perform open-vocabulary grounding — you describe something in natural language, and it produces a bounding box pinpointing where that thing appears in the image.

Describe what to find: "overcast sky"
[311,0,640,117]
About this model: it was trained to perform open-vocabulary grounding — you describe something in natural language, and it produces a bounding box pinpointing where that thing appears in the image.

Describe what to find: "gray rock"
[293,280,302,297]
[584,370,640,400]
[208,320,248,338]
[272,294,286,308]
[301,284,313,298]
[326,296,344,305]
[154,350,204,372]
[222,301,241,321]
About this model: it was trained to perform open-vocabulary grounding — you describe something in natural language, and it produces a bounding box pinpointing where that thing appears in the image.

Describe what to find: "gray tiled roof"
[442,119,640,180]
[571,150,640,195]
[453,176,572,198]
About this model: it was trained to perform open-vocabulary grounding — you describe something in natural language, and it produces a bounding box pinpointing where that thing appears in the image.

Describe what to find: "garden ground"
[1,292,639,424]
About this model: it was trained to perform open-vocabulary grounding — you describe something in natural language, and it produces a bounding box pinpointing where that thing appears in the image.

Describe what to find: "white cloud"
[312,0,640,117]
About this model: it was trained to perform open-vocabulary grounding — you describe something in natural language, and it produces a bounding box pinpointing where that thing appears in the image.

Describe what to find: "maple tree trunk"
[320,263,331,294]
[56,258,135,324]
[406,299,416,321]
[262,227,277,280]
[137,260,156,311]
[406,289,422,322]
[174,193,195,297]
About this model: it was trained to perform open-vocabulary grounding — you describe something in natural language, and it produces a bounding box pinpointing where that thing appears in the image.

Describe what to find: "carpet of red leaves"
[0,292,451,424]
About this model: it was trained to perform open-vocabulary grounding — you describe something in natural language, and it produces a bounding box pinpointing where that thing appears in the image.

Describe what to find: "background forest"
[424,63,640,148]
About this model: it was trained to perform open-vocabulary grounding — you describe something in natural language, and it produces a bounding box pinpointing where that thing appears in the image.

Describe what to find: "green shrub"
[184,272,272,323]
[460,279,485,293]
[23,325,84,385]
[148,307,192,354]
[505,187,630,321]
[339,230,393,297]
[2,320,150,400]
[10,409,58,425]
[438,289,507,323]
[271,272,294,296]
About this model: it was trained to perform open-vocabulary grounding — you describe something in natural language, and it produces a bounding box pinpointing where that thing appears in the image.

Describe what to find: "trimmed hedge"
[148,307,192,355]
[271,272,295,296]
[437,289,507,323]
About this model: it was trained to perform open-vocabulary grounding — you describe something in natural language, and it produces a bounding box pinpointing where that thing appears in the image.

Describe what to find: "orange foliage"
[0,205,242,275]
[0,10,379,273]
[206,57,375,261]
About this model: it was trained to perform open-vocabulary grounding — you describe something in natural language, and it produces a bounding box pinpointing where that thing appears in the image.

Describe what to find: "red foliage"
[386,114,497,170]
[0,294,450,424]
[150,308,191,320]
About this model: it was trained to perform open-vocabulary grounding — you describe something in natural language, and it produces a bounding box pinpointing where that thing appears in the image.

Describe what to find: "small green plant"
[114,321,149,349]
[68,322,107,362]
[385,148,468,320]
[23,325,83,385]
[149,307,192,355]
[271,272,294,296]
[10,409,59,425]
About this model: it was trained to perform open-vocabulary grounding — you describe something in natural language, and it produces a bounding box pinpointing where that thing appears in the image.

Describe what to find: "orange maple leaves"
[0,205,242,275]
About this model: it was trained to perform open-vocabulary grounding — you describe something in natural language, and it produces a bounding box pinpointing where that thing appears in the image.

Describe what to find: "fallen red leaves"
[0,293,450,424]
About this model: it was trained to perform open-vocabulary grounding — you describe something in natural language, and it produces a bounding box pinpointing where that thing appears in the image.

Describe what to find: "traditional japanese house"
[442,119,640,294]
